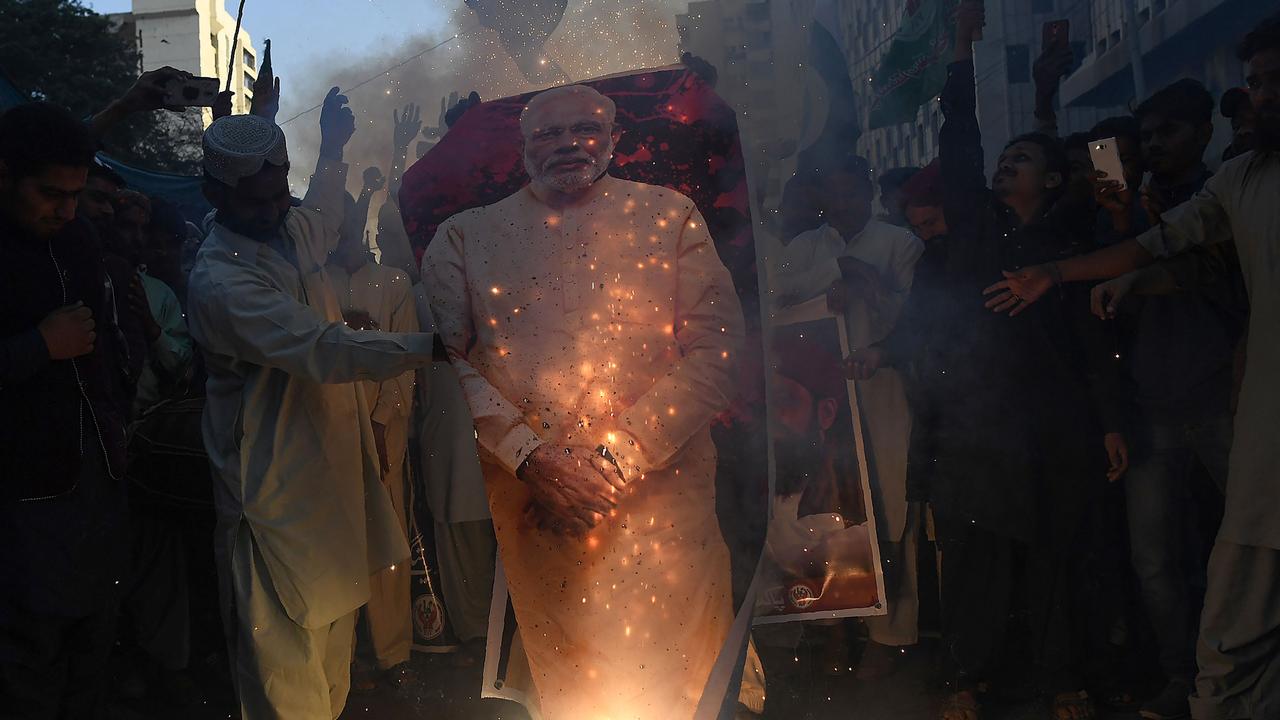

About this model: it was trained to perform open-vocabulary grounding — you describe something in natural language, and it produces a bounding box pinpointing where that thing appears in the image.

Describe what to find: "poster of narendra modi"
[400,56,884,720]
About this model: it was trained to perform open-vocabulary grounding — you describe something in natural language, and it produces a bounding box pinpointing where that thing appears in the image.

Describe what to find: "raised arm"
[1032,41,1074,137]
[939,2,990,247]
[388,103,422,195]
[89,67,188,139]
[987,162,1236,313]
[606,207,746,477]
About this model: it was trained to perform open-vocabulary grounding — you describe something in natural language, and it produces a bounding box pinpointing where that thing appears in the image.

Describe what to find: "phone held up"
[1089,138,1128,191]
[163,76,221,108]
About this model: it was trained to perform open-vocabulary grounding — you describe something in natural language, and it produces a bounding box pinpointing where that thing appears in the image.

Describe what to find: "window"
[243,49,255,70]
[245,72,254,90]
[1006,44,1031,84]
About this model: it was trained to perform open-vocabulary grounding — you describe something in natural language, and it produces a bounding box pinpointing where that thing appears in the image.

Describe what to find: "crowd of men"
[0,5,1278,720]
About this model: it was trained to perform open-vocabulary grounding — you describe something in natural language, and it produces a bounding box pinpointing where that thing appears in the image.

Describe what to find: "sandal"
[1052,690,1098,720]
[940,690,981,720]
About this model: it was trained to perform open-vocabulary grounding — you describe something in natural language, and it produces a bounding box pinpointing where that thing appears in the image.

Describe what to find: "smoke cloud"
[280,0,690,202]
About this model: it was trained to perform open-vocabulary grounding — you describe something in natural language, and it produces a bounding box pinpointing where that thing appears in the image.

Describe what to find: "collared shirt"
[1136,150,1280,550]
[772,220,924,346]
[187,157,433,627]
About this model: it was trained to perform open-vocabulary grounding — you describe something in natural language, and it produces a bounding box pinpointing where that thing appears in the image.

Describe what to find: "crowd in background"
[1,4,1279,720]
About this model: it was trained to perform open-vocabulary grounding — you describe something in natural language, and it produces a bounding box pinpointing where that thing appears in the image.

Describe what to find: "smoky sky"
[279,0,689,199]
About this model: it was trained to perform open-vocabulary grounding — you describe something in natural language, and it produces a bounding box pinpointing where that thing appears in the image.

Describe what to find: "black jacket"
[0,216,128,501]
[880,61,1125,548]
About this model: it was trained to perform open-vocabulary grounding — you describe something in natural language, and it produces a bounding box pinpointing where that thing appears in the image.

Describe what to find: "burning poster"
[401,65,768,719]
[754,299,887,623]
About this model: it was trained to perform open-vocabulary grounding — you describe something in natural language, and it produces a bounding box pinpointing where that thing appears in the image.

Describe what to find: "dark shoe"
[1139,680,1192,720]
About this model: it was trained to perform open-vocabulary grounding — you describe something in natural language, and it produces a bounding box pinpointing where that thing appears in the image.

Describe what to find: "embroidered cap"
[202,115,289,187]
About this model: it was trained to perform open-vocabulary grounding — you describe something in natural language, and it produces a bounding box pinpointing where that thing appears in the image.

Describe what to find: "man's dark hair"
[1005,132,1068,179]
[1238,14,1280,63]
[0,102,97,180]
[877,166,920,195]
[1090,115,1141,146]
[1135,79,1215,127]
[88,162,126,189]
[823,153,873,191]
[1063,132,1091,153]
[1220,87,1252,119]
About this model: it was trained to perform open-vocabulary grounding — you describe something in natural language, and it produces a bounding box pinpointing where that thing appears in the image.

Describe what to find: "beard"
[525,143,614,193]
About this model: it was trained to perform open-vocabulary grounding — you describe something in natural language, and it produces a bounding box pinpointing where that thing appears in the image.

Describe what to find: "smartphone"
[163,76,221,107]
[1089,138,1128,191]
[1042,19,1070,55]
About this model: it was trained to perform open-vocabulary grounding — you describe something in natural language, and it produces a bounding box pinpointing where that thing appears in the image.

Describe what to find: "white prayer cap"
[202,114,289,187]
[520,85,617,133]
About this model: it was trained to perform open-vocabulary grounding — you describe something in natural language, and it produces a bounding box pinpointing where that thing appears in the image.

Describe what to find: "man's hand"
[518,444,626,537]
[212,90,235,121]
[119,66,189,114]
[343,308,379,331]
[362,166,386,194]
[1105,432,1129,483]
[250,74,281,122]
[983,265,1055,316]
[1033,45,1074,101]
[372,420,391,475]
[1090,272,1137,320]
[392,103,422,153]
[39,302,96,360]
[318,87,355,160]
[1140,184,1171,227]
[1093,172,1134,214]
[129,275,161,342]
[844,346,885,381]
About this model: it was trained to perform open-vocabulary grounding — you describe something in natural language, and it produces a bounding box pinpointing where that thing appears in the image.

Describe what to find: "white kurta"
[772,221,923,541]
[187,157,431,630]
[424,175,745,719]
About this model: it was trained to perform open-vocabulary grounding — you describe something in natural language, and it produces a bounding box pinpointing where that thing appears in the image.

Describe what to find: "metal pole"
[1122,0,1147,101]
[225,0,249,93]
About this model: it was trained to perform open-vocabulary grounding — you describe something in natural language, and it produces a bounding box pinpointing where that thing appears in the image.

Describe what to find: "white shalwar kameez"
[187,156,432,719]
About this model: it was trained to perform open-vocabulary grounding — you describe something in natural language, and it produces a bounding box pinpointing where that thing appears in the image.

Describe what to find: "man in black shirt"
[0,103,130,718]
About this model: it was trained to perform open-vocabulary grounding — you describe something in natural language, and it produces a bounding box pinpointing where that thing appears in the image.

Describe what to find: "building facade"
[678,0,1134,208]
[1061,0,1272,162]
[838,0,1128,179]
[109,0,258,125]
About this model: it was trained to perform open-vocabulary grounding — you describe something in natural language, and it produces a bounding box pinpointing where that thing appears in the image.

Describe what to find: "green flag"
[867,0,958,130]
